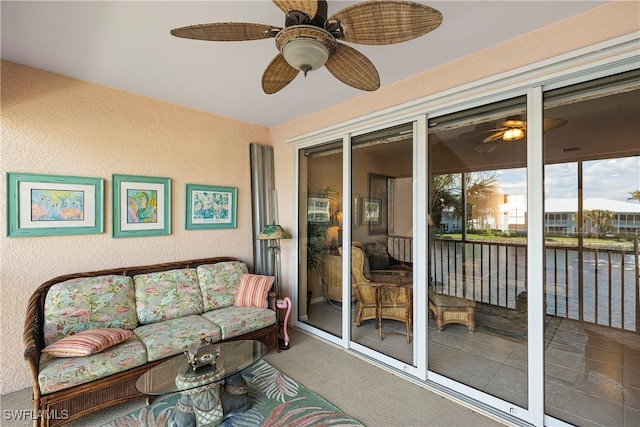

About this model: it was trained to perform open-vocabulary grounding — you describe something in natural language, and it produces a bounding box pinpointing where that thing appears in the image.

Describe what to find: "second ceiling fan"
[170,0,443,94]
[481,116,568,143]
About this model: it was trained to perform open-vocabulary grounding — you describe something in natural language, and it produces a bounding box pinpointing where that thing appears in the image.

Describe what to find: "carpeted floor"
[101,360,363,427]
[1,330,506,427]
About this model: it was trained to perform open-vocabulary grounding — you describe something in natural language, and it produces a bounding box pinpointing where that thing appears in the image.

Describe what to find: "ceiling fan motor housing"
[284,0,328,28]
[276,26,337,75]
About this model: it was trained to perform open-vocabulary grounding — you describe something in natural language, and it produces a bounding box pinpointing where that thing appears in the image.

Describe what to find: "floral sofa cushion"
[43,275,138,346]
[133,314,221,362]
[202,306,276,340]
[197,261,248,311]
[134,268,203,325]
[38,335,146,395]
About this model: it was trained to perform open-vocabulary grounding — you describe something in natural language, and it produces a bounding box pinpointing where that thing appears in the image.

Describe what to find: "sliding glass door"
[427,96,531,407]
[542,71,640,426]
[298,140,344,338]
[350,123,414,364]
[293,61,639,427]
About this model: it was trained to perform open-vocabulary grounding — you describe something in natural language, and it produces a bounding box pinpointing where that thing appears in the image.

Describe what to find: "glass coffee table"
[136,339,267,427]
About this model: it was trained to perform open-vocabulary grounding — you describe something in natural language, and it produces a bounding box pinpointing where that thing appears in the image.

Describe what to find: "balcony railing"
[428,237,639,332]
[388,235,413,264]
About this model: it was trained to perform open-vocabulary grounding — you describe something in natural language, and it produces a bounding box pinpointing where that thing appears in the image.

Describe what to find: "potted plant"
[306,186,340,306]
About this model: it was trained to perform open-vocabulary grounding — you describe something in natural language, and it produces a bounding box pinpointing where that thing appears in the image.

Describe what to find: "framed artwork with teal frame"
[7,172,104,237]
[185,184,237,230]
[112,174,171,238]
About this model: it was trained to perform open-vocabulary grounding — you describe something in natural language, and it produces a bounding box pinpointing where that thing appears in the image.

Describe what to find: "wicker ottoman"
[428,288,476,332]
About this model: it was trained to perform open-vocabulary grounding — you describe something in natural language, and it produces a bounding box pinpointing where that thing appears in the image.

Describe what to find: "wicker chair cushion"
[134,268,203,325]
[202,306,276,340]
[197,261,248,311]
[134,314,221,362]
[38,336,147,394]
[369,253,390,270]
[43,275,138,346]
[365,241,388,256]
[42,328,134,357]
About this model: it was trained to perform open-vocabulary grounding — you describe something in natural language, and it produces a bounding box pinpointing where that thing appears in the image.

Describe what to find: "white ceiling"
[1,1,607,128]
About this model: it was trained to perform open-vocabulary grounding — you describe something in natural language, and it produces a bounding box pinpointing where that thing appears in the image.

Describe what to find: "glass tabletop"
[136,340,267,395]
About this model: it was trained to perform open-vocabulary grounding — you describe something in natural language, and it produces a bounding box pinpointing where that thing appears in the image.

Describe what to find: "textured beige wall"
[0,61,270,393]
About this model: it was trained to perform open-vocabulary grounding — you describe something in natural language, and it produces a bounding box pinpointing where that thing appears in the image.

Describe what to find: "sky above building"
[494,156,639,204]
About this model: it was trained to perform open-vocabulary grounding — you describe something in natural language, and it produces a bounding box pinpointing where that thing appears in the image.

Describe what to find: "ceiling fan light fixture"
[503,127,525,141]
[282,38,330,75]
[275,25,336,77]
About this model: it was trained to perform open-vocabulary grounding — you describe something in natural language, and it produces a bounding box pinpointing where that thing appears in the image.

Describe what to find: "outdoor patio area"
[307,299,640,427]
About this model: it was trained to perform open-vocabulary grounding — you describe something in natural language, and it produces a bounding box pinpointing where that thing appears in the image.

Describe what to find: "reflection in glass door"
[543,71,640,426]
[428,96,530,408]
[298,141,344,338]
[350,124,414,364]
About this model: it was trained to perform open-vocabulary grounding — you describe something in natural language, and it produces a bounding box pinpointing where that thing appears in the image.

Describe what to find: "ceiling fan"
[170,0,442,94]
[481,116,568,143]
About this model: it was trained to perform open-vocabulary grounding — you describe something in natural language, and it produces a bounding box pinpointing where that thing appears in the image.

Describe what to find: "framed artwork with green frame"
[112,174,171,238]
[185,184,237,230]
[7,172,104,237]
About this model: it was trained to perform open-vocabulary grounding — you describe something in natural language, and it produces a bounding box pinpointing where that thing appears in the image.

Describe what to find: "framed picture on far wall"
[307,195,331,223]
[7,172,104,237]
[185,184,237,230]
[112,174,171,238]
[362,198,382,225]
[368,173,389,234]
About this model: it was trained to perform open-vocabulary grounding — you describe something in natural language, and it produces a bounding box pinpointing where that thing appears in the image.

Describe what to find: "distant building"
[545,198,640,236]
[437,198,640,236]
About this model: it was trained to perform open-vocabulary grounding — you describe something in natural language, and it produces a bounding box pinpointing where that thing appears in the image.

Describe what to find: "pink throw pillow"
[42,328,133,357]
[233,274,274,308]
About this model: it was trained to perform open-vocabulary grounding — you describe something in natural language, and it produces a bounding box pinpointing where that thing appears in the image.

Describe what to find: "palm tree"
[580,209,615,238]
[430,174,457,227]
[464,172,499,229]
[431,172,500,230]
[628,190,640,202]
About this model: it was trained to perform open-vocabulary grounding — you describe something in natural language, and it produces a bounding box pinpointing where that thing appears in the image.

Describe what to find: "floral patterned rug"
[102,360,363,427]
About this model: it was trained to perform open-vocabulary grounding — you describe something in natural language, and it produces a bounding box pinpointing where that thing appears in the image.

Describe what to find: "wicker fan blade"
[328,0,442,45]
[325,42,380,91]
[272,0,318,19]
[481,127,508,133]
[544,117,568,132]
[262,53,299,94]
[483,131,505,144]
[170,22,279,41]
[501,119,526,128]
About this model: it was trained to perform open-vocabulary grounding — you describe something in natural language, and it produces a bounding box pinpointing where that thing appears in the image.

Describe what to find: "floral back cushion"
[43,275,138,346]
[197,261,248,311]
[134,268,203,325]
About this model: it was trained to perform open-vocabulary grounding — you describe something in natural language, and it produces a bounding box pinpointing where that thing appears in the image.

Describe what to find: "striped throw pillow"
[233,274,274,308]
[42,328,133,357]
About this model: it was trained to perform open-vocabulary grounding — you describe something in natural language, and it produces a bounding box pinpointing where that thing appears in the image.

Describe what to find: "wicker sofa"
[23,257,279,427]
